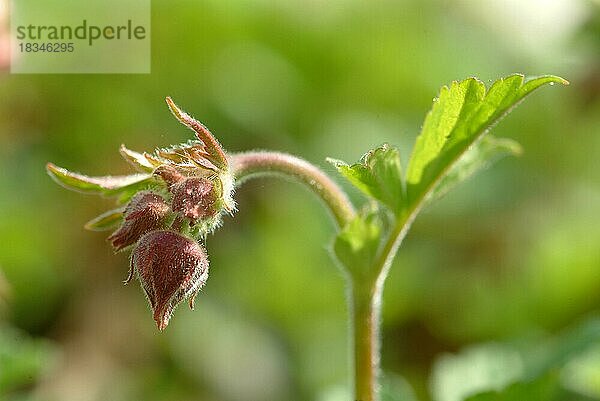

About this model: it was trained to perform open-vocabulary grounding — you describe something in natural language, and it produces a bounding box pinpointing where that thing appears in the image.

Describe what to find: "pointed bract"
[154,164,185,187]
[165,97,228,170]
[46,163,153,196]
[85,208,125,231]
[119,145,156,173]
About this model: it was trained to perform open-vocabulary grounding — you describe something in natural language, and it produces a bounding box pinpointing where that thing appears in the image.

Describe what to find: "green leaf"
[523,317,600,379]
[328,144,405,213]
[119,144,156,172]
[84,208,124,231]
[431,317,600,401]
[381,373,419,401]
[46,162,155,198]
[406,74,567,208]
[464,374,561,401]
[428,135,522,204]
[562,343,600,398]
[431,343,525,401]
[333,208,383,276]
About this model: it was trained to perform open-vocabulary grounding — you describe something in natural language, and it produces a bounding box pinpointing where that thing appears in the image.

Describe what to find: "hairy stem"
[229,151,356,228]
[230,151,401,400]
[352,281,381,401]
[355,209,420,401]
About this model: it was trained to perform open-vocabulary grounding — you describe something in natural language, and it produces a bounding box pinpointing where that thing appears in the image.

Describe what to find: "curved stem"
[229,151,356,228]
[231,151,400,400]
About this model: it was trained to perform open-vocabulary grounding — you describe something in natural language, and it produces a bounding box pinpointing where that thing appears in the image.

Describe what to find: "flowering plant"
[47,75,566,401]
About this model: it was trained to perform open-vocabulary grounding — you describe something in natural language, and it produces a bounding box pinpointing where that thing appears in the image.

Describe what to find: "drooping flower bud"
[128,230,209,330]
[171,177,220,222]
[107,192,170,251]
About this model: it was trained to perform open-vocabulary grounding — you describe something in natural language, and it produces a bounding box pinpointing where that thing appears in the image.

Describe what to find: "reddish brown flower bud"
[128,230,209,330]
[107,192,170,251]
[154,165,185,187]
[171,177,220,222]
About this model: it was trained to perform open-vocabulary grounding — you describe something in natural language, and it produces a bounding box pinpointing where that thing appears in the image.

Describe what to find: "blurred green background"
[1,0,599,400]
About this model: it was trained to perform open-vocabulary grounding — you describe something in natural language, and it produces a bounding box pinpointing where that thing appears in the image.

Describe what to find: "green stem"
[353,209,420,401]
[352,281,381,401]
[349,159,469,399]
[229,151,356,228]
[374,209,419,293]
[229,151,417,401]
